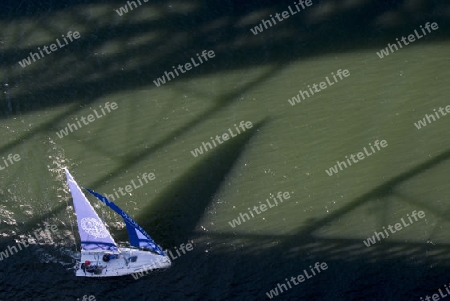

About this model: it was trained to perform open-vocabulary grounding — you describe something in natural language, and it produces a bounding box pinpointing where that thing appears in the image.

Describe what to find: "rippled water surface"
[0,1,450,300]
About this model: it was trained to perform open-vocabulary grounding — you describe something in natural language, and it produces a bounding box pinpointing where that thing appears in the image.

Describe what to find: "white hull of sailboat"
[64,168,171,278]
[75,248,171,277]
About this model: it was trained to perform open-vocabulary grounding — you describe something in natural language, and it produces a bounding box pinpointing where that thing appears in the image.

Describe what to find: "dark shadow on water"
[1,0,449,117]
[1,0,450,300]
[2,123,449,301]
[139,119,269,246]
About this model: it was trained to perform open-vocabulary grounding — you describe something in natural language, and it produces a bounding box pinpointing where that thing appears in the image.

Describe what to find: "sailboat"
[64,168,171,277]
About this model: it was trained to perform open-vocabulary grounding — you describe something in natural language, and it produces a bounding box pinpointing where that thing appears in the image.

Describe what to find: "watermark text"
[376,22,438,58]
[191,121,253,158]
[265,262,328,299]
[18,31,81,68]
[325,140,388,176]
[153,50,215,87]
[56,102,118,139]
[287,69,350,106]
[105,172,156,201]
[250,0,313,35]
[0,153,21,171]
[228,192,291,228]
[363,210,425,247]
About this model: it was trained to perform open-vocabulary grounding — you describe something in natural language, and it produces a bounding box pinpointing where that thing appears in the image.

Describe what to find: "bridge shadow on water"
[0,0,449,300]
[46,135,449,301]
[133,135,450,300]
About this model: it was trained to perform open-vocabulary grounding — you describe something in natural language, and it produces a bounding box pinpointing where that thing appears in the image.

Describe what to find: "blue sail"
[85,189,165,256]
[64,169,118,252]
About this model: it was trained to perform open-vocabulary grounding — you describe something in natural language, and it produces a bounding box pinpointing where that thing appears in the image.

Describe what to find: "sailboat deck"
[76,248,171,277]
[64,169,171,278]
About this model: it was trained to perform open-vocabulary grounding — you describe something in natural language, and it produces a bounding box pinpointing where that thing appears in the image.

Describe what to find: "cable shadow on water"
[113,119,269,246]
[0,1,450,300]
[0,65,277,247]
[1,0,449,117]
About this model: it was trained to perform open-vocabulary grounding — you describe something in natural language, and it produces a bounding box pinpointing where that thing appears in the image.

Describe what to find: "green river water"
[0,1,449,300]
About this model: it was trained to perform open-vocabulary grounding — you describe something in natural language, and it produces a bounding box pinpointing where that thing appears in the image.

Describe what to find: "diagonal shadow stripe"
[114,119,269,245]
[288,147,450,246]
